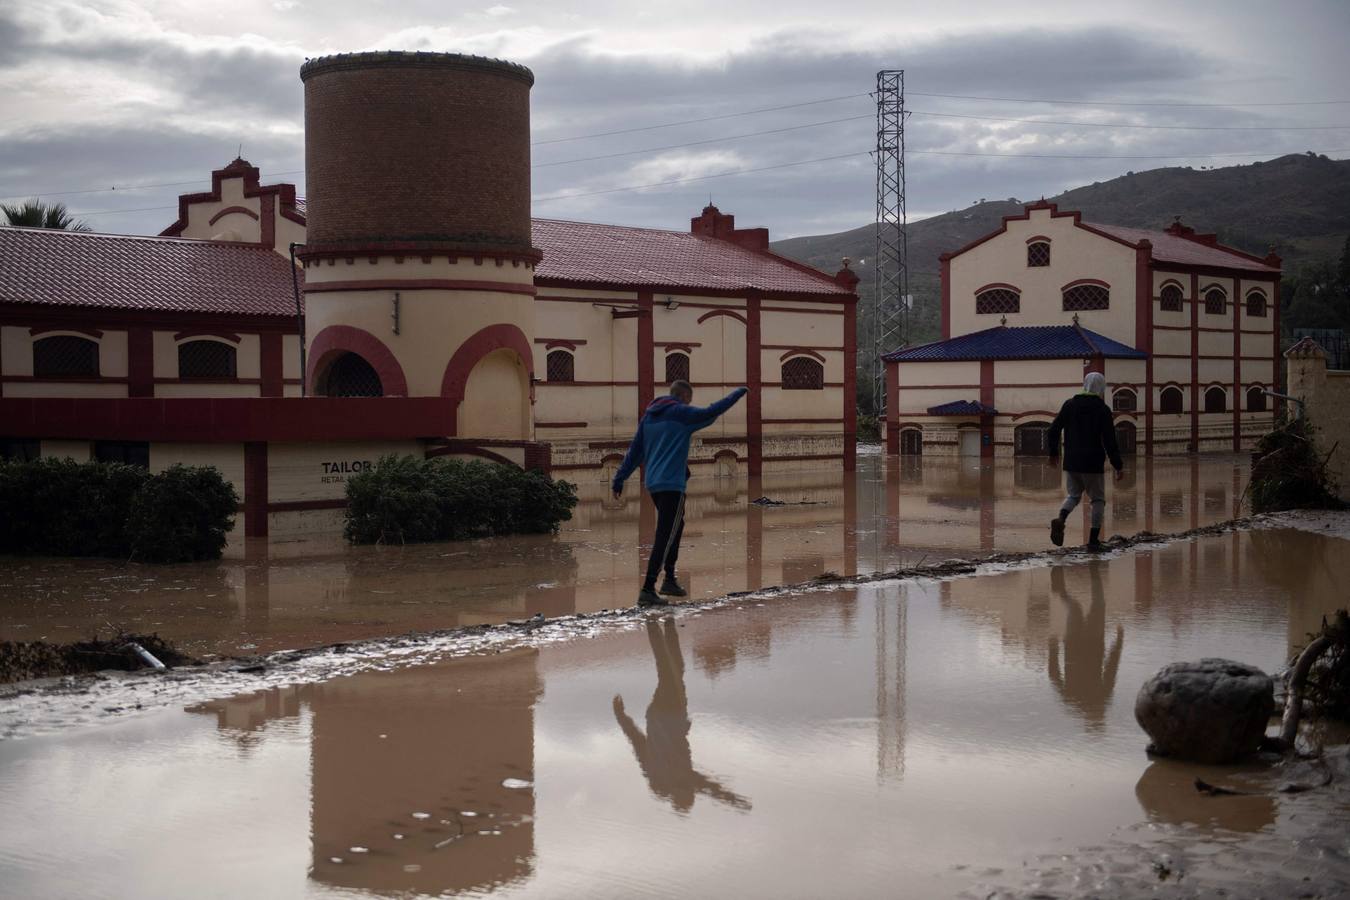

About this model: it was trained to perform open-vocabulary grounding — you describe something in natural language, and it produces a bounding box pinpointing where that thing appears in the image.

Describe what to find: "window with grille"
[900,428,922,456]
[1013,423,1049,456]
[546,349,574,383]
[1204,288,1227,315]
[1159,387,1184,414]
[1204,386,1226,413]
[32,335,99,377]
[319,352,383,397]
[1115,422,1137,456]
[94,441,149,468]
[1112,388,1138,412]
[1159,284,1183,312]
[1246,291,1267,317]
[664,351,690,384]
[1246,387,1267,412]
[781,356,824,390]
[1026,242,1050,267]
[177,340,237,378]
[1062,284,1110,311]
[975,288,1020,315]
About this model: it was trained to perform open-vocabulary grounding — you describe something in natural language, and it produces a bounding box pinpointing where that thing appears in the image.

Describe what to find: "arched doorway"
[1115,421,1137,456]
[317,352,383,397]
[459,348,531,440]
[900,428,922,456]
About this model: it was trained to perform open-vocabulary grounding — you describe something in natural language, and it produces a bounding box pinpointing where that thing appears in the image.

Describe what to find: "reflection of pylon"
[874,585,907,780]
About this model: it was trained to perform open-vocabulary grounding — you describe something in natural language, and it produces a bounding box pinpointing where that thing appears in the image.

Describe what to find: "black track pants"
[644,490,686,590]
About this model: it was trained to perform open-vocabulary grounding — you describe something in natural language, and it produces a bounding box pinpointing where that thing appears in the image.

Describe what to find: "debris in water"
[411,812,430,819]
[0,630,197,683]
[501,778,532,789]
[403,864,421,873]
[349,846,368,853]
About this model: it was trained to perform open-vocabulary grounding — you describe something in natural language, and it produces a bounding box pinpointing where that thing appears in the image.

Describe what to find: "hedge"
[344,455,578,544]
[0,458,238,562]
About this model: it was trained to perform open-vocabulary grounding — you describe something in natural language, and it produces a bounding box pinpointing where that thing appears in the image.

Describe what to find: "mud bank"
[0,632,197,684]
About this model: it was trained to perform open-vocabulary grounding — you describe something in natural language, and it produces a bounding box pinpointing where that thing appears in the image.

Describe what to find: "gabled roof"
[0,227,299,317]
[1086,223,1279,274]
[884,324,1146,363]
[532,218,851,297]
[927,400,997,416]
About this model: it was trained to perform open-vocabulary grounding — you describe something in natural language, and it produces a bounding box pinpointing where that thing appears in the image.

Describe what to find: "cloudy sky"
[2,0,1348,240]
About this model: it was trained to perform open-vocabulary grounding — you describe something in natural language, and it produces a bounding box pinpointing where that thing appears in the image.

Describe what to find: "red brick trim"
[1061,277,1112,291]
[762,417,844,424]
[299,242,542,267]
[940,256,952,339]
[637,292,655,420]
[943,201,1141,262]
[2,304,297,334]
[1272,280,1283,414]
[536,380,637,387]
[307,325,409,397]
[974,281,1022,295]
[761,305,845,316]
[29,326,104,338]
[173,330,243,343]
[536,421,586,428]
[532,277,851,303]
[843,296,857,471]
[1232,274,1241,451]
[1024,235,1052,244]
[661,343,699,353]
[762,343,843,352]
[208,206,260,226]
[303,278,536,296]
[1011,410,1058,421]
[535,338,588,349]
[700,436,746,445]
[153,377,261,385]
[243,442,268,538]
[160,158,304,245]
[747,292,762,476]
[697,309,748,326]
[439,322,535,431]
[267,499,345,513]
[979,360,995,459]
[777,347,827,363]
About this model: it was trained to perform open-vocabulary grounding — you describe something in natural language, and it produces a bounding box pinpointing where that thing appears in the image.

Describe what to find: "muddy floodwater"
[2,526,1348,898]
[0,453,1255,658]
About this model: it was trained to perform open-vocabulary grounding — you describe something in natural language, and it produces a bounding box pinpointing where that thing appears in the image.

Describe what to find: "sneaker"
[637,588,668,607]
[1050,517,1065,547]
[658,576,687,597]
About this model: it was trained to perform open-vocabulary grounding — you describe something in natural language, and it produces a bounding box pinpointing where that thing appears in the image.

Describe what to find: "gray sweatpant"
[1060,471,1106,529]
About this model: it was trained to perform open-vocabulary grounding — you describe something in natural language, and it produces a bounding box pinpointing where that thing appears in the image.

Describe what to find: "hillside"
[771,153,1350,352]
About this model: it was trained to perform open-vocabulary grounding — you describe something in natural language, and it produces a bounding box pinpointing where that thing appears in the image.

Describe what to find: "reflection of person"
[612,617,751,813]
[1047,562,1123,732]
[612,380,748,607]
[1047,372,1124,550]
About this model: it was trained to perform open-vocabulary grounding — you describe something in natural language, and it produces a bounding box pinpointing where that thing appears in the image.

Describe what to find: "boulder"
[1134,658,1275,763]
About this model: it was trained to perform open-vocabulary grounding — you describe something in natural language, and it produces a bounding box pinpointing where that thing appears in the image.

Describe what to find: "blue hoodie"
[613,387,748,494]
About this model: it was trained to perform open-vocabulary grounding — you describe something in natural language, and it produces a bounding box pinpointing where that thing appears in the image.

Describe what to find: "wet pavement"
[1,526,1347,898]
[0,453,1254,658]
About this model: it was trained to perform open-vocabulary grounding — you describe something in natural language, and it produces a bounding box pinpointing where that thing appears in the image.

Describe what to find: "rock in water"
[1134,659,1275,763]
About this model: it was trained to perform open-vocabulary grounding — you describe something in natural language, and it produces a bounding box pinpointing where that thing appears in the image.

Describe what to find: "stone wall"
[1286,338,1350,500]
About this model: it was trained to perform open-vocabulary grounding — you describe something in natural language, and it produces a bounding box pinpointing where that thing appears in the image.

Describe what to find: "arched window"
[318,352,383,397]
[1014,422,1050,456]
[1112,388,1138,413]
[1159,283,1183,312]
[1204,287,1227,315]
[1246,290,1268,317]
[545,349,574,383]
[1159,386,1184,414]
[33,335,99,377]
[976,288,1020,315]
[664,351,690,384]
[1062,283,1110,311]
[1026,241,1050,267]
[177,340,237,378]
[1204,386,1227,413]
[781,356,824,390]
[1246,386,1268,412]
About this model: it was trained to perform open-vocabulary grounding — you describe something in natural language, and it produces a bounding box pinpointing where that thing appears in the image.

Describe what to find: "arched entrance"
[459,348,531,440]
[317,352,383,397]
[900,428,922,456]
[1014,422,1050,456]
[1115,421,1137,456]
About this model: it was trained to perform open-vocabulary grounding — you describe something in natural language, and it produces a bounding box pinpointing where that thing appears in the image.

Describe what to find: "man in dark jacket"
[1047,372,1124,550]
[613,380,748,606]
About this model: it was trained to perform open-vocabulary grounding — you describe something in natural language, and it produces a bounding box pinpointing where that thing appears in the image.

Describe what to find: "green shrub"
[1247,416,1344,513]
[126,465,239,562]
[344,455,578,544]
[856,413,882,443]
[0,458,236,562]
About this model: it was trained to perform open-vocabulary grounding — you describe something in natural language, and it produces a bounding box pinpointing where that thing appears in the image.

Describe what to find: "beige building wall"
[151,443,246,498]
[1286,343,1350,500]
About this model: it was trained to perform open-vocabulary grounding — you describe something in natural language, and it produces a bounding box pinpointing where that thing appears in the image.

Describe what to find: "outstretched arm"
[680,387,748,432]
[612,422,646,495]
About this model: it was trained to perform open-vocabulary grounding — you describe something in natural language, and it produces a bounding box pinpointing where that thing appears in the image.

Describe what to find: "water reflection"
[1134,760,1276,832]
[1046,563,1123,732]
[614,617,752,813]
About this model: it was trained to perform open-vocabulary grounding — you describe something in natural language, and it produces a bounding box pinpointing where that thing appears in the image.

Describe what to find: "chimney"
[691,204,769,251]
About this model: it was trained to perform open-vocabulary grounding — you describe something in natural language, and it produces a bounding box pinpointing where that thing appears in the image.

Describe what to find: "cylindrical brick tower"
[298,51,539,441]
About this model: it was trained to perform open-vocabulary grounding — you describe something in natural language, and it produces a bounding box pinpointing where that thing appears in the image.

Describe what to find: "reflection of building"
[884,201,1280,459]
[0,51,859,539]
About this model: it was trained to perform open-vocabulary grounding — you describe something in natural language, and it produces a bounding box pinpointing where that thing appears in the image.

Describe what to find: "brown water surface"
[0,454,1253,657]
[1,527,1346,898]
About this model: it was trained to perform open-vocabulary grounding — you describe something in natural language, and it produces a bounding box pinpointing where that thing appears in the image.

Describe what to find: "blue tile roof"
[883,325,1146,363]
[927,400,998,416]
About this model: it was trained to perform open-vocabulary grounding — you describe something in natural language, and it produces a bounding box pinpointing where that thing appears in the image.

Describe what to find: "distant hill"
[771,153,1350,351]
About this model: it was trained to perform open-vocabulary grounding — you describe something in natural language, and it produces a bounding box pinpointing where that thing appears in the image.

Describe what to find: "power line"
[911,109,1350,131]
[909,90,1350,109]
[0,169,306,204]
[910,147,1350,160]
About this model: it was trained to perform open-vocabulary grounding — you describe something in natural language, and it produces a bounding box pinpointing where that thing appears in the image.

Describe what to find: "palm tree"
[1,199,92,232]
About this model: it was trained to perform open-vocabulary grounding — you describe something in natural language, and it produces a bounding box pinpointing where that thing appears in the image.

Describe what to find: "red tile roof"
[1085,223,1279,274]
[0,227,299,317]
[532,218,849,296]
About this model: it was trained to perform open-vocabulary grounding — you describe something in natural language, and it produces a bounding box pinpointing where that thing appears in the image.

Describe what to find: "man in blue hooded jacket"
[613,380,749,607]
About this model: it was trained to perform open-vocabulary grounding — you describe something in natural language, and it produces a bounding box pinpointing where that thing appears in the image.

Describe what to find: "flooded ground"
[0,453,1254,658]
[1,527,1347,898]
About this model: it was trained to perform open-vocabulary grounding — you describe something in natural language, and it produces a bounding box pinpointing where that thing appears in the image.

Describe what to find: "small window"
[664,351,690,384]
[1246,386,1267,412]
[976,288,1020,315]
[1112,388,1138,412]
[1204,386,1227,413]
[781,356,824,390]
[1027,242,1050,267]
[1159,284,1183,312]
[177,340,237,379]
[94,441,149,468]
[318,352,382,397]
[1204,288,1227,315]
[33,335,99,377]
[545,349,574,383]
[1062,284,1110,311]
[1246,291,1267,318]
[1159,386,1184,414]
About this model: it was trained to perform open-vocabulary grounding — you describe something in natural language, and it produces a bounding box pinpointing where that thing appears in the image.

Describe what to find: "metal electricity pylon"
[873,69,909,414]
